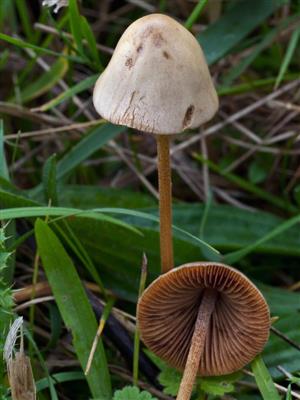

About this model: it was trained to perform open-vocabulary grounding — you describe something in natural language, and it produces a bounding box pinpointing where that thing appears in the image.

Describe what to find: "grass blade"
[275,26,300,89]
[80,16,102,68]
[199,0,287,65]
[56,123,124,180]
[34,74,98,112]
[184,0,208,30]
[0,33,84,63]
[35,219,112,399]
[194,153,297,213]
[251,355,281,400]
[42,154,58,205]
[13,57,68,104]
[222,14,299,86]
[224,212,300,264]
[0,206,141,234]
[68,0,84,55]
[0,120,8,179]
[0,206,219,258]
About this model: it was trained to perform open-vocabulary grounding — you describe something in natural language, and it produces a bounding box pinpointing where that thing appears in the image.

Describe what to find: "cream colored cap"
[93,14,218,135]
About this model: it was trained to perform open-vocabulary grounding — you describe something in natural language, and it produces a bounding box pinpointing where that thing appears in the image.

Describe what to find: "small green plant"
[113,386,156,400]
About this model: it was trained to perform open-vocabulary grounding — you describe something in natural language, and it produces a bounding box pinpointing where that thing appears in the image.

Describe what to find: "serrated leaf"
[199,374,240,396]
[113,386,156,400]
[159,366,182,396]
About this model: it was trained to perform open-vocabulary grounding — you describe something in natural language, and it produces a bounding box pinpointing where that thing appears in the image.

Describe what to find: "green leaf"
[56,123,123,180]
[69,0,84,55]
[222,14,298,86]
[0,206,141,235]
[248,160,269,184]
[275,26,300,89]
[60,185,156,209]
[43,154,58,205]
[14,57,68,104]
[0,120,8,180]
[285,384,292,400]
[224,212,300,264]
[113,386,156,400]
[184,0,208,30]
[0,32,84,63]
[263,314,300,378]
[80,16,101,68]
[159,367,182,396]
[0,189,40,208]
[0,121,15,285]
[251,355,281,400]
[157,356,239,397]
[35,74,98,112]
[199,0,288,65]
[194,153,297,213]
[36,371,85,392]
[15,0,34,41]
[35,219,112,399]
[199,374,240,396]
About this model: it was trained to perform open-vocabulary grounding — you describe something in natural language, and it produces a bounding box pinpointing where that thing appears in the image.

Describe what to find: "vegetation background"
[0,0,300,399]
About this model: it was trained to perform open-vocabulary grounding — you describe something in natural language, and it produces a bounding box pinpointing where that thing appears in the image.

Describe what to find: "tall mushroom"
[138,262,270,400]
[93,14,218,273]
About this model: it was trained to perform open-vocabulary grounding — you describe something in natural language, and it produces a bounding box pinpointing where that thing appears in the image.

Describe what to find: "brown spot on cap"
[152,31,164,47]
[137,44,143,53]
[182,105,195,129]
[137,262,270,376]
[125,57,133,69]
[163,51,171,59]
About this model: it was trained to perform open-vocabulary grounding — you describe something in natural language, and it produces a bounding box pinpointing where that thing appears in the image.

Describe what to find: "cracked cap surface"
[93,14,218,134]
[137,262,270,376]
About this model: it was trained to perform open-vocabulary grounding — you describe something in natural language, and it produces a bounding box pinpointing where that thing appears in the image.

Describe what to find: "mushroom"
[93,14,218,273]
[138,262,270,400]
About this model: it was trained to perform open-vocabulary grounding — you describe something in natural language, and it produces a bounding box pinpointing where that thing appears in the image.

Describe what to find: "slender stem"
[177,289,217,400]
[156,135,174,274]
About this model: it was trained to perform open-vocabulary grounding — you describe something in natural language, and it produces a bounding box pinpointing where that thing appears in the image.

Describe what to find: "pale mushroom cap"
[93,14,218,135]
[138,262,270,376]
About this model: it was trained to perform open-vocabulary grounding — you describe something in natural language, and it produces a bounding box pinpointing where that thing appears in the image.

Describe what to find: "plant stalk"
[156,135,174,274]
[177,289,217,400]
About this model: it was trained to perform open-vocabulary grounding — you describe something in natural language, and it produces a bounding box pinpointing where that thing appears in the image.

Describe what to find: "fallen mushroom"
[93,14,218,273]
[138,262,270,400]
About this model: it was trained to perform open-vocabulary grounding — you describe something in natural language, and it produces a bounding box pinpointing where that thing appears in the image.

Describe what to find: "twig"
[5,120,104,140]
[271,326,300,352]
[171,79,300,155]
[242,369,300,399]
[34,23,114,54]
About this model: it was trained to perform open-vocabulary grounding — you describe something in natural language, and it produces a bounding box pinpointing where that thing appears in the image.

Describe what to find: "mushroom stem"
[177,289,217,400]
[157,134,174,274]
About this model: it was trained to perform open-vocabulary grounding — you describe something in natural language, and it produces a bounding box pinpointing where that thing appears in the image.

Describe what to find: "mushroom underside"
[138,263,270,376]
